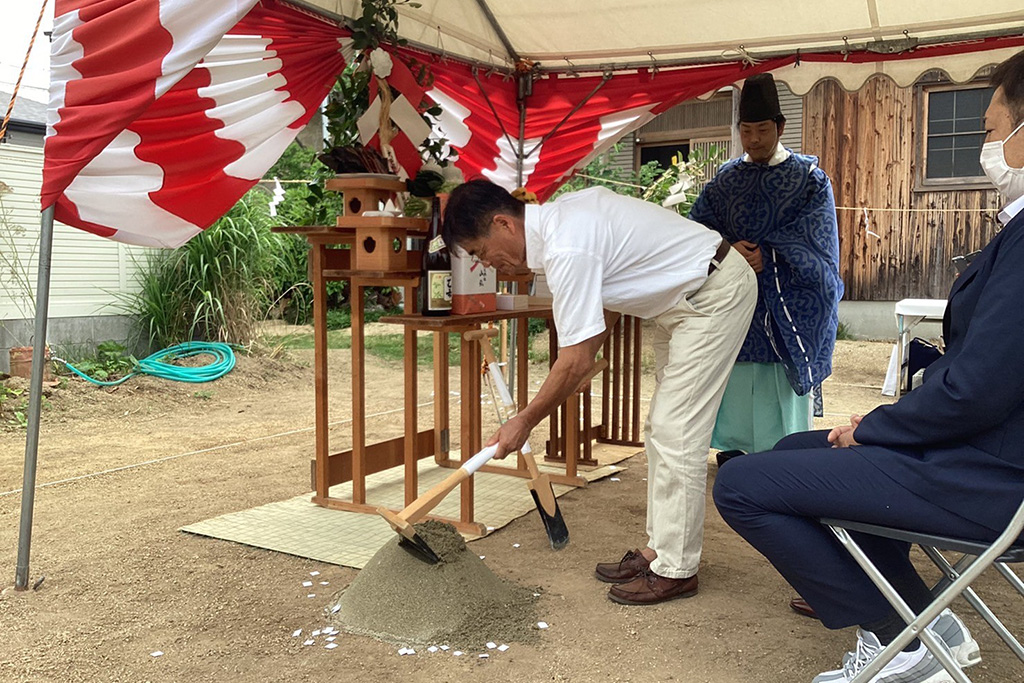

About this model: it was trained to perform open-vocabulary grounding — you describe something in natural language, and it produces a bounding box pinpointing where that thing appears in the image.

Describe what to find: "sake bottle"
[421,196,452,316]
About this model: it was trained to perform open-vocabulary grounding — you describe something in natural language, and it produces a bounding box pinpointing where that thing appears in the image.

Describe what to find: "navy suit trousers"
[713,430,997,628]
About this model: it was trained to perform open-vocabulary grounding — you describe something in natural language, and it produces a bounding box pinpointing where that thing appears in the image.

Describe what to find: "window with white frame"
[922,84,994,184]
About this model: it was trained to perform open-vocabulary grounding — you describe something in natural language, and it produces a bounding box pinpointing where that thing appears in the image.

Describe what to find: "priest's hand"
[732,240,763,273]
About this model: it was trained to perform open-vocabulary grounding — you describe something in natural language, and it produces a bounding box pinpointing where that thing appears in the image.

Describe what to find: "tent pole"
[508,72,528,404]
[15,204,55,591]
[731,84,741,159]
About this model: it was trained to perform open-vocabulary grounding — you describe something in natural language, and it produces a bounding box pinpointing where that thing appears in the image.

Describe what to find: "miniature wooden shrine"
[273,174,645,535]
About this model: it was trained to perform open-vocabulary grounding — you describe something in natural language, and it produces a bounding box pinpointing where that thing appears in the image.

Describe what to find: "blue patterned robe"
[689,151,843,397]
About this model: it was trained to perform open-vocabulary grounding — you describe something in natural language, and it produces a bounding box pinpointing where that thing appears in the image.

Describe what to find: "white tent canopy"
[297,0,1024,92]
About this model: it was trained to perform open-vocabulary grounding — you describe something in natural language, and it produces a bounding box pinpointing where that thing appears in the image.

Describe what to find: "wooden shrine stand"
[274,175,647,537]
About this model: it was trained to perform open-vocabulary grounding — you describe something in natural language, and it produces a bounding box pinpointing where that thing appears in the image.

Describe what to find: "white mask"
[980,119,1024,202]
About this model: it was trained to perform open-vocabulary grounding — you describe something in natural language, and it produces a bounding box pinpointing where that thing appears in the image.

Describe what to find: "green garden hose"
[56,342,237,386]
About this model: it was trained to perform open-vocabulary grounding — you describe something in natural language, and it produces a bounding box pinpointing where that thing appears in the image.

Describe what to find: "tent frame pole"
[15,205,55,591]
[508,70,529,403]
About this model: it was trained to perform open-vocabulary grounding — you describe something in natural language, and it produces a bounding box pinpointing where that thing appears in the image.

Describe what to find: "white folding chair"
[820,498,1024,683]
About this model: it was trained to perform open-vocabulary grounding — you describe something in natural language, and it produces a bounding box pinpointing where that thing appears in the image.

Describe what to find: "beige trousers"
[645,248,757,578]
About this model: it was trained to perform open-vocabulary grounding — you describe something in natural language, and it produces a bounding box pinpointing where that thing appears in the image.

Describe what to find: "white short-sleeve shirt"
[525,187,722,347]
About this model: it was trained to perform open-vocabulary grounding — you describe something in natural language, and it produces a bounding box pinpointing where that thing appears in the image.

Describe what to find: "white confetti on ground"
[512,543,520,548]
[498,644,510,652]
[610,477,620,482]
[312,630,321,637]
[326,643,338,650]
[537,621,549,629]
[479,555,485,560]
[440,645,450,651]
[310,571,320,576]
[486,642,497,649]
[427,646,438,653]
[307,594,316,598]
[331,604,341,614]
[320,581,329,586]
[303,640,314,646]
[453,651,464,657]
[292,629,301,637]
[150,651,163,658]
[302,581,313,587]
[479,654,489,659]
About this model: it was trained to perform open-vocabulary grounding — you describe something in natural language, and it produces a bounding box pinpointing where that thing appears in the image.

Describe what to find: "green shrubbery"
[120,190,283,348]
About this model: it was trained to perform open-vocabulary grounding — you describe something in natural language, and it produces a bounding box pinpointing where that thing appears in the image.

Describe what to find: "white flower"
[370,48,393,78]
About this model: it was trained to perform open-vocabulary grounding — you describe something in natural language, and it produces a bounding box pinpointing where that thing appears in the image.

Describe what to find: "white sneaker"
[931,609,981,668]
[813,629,955,683]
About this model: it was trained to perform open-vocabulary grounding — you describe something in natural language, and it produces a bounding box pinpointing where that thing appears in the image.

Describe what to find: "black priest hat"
[739,73,783,123]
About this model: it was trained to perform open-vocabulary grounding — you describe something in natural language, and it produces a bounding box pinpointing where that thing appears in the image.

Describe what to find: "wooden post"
[403,282,418,506]
[312,243,330,501]
[351,281,366,504]
[632,316,642,443]
[433,332,449,464]
[459,333,482,523]
[516,318,529,472]
[611,317,622,440]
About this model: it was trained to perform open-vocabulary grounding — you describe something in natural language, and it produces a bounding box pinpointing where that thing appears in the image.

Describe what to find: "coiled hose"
[56,342,237,386]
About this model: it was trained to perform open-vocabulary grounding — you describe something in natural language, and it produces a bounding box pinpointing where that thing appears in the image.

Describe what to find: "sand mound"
[332,521,540,649]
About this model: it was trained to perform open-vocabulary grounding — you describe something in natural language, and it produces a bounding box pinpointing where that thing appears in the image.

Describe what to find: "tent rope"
[1,0,49,143]
[472,67,519,158]
[523,72,613,159]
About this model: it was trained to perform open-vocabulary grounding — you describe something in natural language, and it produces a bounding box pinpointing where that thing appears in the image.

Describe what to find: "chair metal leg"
[829,526,972,683]
[922,546,1024,662]
[995,562,1024,598]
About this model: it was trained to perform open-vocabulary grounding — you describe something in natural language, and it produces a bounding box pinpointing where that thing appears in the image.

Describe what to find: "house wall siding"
[1,142,148,322]
[802,76,1001,301]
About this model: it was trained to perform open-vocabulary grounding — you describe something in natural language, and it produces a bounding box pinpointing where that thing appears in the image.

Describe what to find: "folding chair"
[820,498,1024,683]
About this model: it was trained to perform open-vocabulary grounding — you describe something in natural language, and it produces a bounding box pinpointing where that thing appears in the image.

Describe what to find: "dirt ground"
[0,332,1021,683]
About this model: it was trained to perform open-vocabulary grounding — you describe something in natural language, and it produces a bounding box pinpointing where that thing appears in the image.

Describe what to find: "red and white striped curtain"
[42,0,346,247]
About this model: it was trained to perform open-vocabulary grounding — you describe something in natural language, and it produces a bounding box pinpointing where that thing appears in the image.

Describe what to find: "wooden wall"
[802,77,1003,301]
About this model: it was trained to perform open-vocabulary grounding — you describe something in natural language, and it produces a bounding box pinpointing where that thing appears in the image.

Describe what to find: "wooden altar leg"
[433,331,449,464]
[601,335,611,440]
[618,317,626,440]
[351,282,366,504]
[459,333,482,523]
[516,318,530,472]
[312,244,330,501]
[403,283,418,506]
[611,317,622,441]
[632,316,643,443]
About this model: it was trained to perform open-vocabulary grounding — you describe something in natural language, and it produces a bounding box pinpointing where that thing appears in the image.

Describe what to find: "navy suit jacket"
[854,210,1024,535]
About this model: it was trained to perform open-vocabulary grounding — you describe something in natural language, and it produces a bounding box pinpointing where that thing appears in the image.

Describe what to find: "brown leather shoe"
[595,549,651,584]
[608,570,698,605]
[789,596,819,619]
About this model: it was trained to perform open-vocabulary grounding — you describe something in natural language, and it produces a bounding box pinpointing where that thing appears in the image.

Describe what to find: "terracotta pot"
[8,346,52,381]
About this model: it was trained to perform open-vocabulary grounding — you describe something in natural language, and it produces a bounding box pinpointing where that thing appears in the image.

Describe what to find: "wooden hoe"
[378,326,602,563]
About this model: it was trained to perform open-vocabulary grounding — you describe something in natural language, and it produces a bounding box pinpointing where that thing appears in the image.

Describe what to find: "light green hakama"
[711,362,812,454]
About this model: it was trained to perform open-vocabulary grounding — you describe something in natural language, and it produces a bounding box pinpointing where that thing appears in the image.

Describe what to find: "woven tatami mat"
[181,443,640,569]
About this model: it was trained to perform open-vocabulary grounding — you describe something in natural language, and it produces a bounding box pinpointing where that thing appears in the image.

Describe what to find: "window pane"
[931,119,954,135]
[929,136,953,152]
[954,116,983,133]
[927,149,953,179]
[954,89,982,119]
[952,148,983,177]
[929,91,954,121]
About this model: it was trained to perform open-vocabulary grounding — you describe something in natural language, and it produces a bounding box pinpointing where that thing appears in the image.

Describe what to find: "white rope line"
[0,400,435,498]
[2,381,886,498]
[835,206,994,213]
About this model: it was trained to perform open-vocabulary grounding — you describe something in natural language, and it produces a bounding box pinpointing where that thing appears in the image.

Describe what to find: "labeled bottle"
[421,196,452,316]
